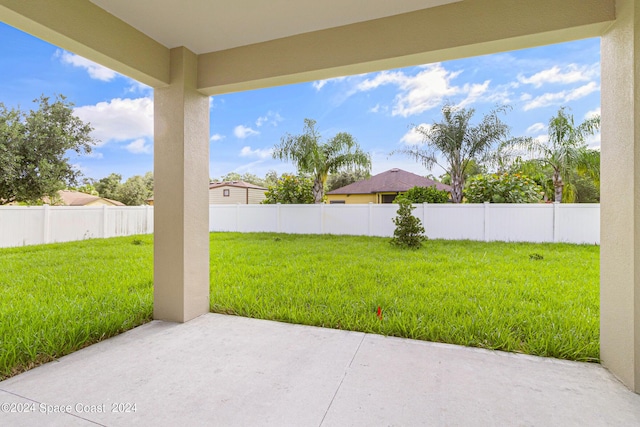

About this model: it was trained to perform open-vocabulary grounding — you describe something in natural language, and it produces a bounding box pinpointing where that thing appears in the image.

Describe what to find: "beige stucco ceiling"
[89,0,460,54]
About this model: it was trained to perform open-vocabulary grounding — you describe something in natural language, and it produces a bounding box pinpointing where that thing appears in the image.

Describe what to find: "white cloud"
[523,82,599,111]
[526,123,547,134]
[586,132,601,150]
[520,93,532,101]
[518,64,599,88]
[239,146,273,159]
[234,125,260,139]
[534,134,550,145]
[126,79,152,95]
[57,50,118,82]
[364,65,462,117]
[85,151,104,159]
[74,97,154,146]
[456,80,491,108]
[400,124,429,146]
[312,76,347,91]
[125,138,152,154]
[585,107,601,119]
[210,134,225,142]
[256,111,283,127]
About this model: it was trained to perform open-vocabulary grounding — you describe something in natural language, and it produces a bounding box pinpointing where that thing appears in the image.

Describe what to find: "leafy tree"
[263,170,279,188]
[214,172,267,187]
[142,171,154,195]
[273,118,371,203]
[262,174,314,204]
[390,199,426,249]
[394,186,450,204]
[439,159,485,185]
[118,175,151,206]
[526,107,600,203]
[0,95,95,204]
[326,169,370,191]
[95,173,123,200]
[394,104,516,203]
[464,173,543,203]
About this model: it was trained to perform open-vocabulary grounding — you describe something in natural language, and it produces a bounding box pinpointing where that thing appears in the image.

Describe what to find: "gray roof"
[209,181,267,190]
[327,168,451,194]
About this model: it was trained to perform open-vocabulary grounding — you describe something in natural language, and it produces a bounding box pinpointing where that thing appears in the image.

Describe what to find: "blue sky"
[0,22,601,181]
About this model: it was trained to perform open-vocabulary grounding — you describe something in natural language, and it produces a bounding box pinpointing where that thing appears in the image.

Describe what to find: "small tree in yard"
[391,199,426,249]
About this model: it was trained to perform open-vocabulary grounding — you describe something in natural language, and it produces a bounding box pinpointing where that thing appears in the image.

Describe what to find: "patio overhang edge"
[0,0,170,87]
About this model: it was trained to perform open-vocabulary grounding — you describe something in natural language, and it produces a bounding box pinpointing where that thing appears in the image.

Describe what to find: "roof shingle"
[327,168,451,194]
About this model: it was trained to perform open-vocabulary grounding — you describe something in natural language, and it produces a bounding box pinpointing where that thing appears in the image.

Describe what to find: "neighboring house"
[47,190,125,206]
[326,168,451,204]
[209,181,267,204]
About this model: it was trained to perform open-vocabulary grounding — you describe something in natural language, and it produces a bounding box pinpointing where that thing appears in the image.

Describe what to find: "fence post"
[368,202,373,236]
[102,205,109,238]
[147,205,153,234]
[483,202,489,242]
[423,203,427,235]
[320,204,325,234]
[236,203,240,232]
[553,202,560,243]
[43,204,50,244]
[276,203,281,233]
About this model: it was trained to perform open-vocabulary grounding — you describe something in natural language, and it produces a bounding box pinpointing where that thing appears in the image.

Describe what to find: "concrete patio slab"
[1,313,639,426]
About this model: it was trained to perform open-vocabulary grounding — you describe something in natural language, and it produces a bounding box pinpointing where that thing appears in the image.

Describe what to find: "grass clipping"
[390,199,426,249]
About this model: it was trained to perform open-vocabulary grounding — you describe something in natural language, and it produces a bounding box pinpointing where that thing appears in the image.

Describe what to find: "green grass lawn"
[0,232,599,380]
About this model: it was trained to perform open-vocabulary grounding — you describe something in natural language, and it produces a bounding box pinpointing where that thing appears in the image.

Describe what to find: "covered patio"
[2,314,640,426]
[1,0,639,420]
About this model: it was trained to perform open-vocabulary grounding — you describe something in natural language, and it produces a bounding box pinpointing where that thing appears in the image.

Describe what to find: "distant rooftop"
[327,168,451,194]
[209,181,267,190]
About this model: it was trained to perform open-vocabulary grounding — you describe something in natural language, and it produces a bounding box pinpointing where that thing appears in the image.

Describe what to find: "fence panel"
[238,205,278,233]
[424,204,485,240]
[0,207,45,247]
[0,203,601,248]
[557,204,599,244]
[369,204,398,237]
[106,206,153,237]
[280,205,323,234]
[48,207,103,243]
[323,205,370,236]
[486,204,554,243]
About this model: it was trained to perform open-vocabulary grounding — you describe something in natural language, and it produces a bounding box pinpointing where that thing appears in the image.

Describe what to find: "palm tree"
[528,107,600,203]
[273,119,371,203]
[394,104,514,203]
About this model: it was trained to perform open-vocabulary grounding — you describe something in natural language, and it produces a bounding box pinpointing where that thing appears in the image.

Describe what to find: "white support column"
[153,47,210,323]
[601,0,640,392]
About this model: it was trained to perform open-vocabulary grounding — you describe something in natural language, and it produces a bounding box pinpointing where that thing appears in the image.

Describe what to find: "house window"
[223,189,230,197]
[381,194,397,203]
[330,200,346,204]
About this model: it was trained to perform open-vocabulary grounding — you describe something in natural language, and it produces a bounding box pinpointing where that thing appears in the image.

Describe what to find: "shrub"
[390,199,426,249]
[394,185,450,204]
[464,173,543,203]
[262,174,315,204]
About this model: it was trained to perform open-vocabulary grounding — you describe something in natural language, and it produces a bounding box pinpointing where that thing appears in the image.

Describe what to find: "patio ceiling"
[89,0,461,54]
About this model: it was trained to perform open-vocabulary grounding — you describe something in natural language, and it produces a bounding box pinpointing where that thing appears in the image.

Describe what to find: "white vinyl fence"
[0,205,153,248]
[0,203,599,248]
[209,203,600,244]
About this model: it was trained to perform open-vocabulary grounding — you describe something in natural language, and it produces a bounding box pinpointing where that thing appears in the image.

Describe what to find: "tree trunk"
[312,178,324,204]
[553,170,563,203]
[450,173,463,203]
